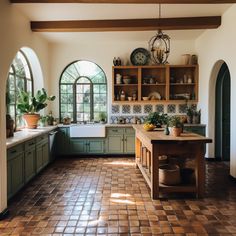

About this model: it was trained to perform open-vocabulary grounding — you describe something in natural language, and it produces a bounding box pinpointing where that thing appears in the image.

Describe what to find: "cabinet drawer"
[7,144,24,159]
[107,128,124,135]
[25,139,36,150]
[124,128,135,134]
[36,134,48,144]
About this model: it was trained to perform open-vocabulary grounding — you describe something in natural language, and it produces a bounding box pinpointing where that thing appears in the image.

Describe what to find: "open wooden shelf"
[112,65,198,103]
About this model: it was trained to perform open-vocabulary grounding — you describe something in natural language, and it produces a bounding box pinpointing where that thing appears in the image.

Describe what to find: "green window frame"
[6,50,33,130]
[59,60,107,123]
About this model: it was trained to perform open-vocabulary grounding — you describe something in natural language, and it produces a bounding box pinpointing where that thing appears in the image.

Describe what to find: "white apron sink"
[70,125,106,138]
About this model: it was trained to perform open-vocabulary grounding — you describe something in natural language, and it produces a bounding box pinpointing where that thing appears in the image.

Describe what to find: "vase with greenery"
[192,109,201,124]
[17,88,56,129]
[169,116,183,137]
[99,112,107,124]
[186,106,193,124]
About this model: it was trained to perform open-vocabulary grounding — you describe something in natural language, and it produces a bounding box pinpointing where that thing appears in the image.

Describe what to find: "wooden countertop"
[132,125,212,144]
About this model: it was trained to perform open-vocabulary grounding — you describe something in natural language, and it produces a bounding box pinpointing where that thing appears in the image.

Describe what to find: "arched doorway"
[215,62,231,161]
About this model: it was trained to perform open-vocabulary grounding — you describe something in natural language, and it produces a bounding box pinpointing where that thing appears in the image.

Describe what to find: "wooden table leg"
[195,143,205,198]
[151,144,160,199]
[135,137,141,168]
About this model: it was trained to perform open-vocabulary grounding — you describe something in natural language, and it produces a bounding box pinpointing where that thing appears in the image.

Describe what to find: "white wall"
[196,4,236,177]
[0,0,50,214]
[49,40,196,118]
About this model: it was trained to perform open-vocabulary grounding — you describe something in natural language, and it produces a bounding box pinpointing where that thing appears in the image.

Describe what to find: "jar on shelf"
[116,74,122,84]
[120,90,125,101]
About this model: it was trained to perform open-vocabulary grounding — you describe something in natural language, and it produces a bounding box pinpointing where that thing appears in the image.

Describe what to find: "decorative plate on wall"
[130,48,150,66]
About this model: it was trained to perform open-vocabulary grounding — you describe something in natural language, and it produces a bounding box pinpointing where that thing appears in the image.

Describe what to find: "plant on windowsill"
[17,88,56,129]
[169,116,183,137]
[99,112,107,124]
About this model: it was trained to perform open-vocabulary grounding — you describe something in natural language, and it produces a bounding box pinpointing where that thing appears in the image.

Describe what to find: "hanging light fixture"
[149,4,170,64]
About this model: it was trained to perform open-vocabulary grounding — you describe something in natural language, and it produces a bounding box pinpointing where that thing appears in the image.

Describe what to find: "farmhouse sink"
[70,124,106,138]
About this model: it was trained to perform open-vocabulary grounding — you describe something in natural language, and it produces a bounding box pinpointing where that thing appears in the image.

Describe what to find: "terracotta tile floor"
[1,157,236,236]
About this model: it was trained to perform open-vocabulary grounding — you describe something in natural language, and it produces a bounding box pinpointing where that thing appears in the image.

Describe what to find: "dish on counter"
[148,92,161,100]
[130,48,150,66]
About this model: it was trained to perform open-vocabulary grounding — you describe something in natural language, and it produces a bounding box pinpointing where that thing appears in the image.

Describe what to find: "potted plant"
[169,116,183,137]
[192,109,201,124]
[186,106,193,124]
[99,112,107,124]
[17,88,56,129]
[145,112,168,128]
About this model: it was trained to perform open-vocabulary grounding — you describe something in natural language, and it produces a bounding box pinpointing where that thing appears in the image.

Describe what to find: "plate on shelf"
[148,92,161,101]
[130,48,150,66]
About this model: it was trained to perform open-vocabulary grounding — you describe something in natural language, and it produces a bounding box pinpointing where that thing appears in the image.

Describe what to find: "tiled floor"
[1,157,236,236]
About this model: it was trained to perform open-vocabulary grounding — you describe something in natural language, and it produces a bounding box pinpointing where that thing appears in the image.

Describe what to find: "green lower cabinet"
[184,125,206,136]
[124,134,135,154]
[106,135,124,154]
[24,148,36,183]
[56,127,70,155]
[87,139,105,154]
[36,145,43,173]
[106,127,135,154]
[42,142,49,167]
[70,139,105,154]
[7,144,24,199]
[70,139,87,154]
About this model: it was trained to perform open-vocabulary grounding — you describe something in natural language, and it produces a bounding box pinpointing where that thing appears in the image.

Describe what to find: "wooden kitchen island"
[133,125,212,199]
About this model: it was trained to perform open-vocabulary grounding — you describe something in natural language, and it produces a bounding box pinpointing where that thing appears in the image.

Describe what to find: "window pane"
[60,60,107,122]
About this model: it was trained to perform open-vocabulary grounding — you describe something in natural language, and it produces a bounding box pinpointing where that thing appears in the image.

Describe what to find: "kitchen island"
[133,125,212,199]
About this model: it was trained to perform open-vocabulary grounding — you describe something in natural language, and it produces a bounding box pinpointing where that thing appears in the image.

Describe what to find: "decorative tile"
[110,116,118,124]
[122,105,131,114]
[167,104,176,114]
[125,116,133,124]
[178,104,188,113]
[111,105,120,114]
[155,105,164,113]
[144,105,153,114]
[133,105,142,114]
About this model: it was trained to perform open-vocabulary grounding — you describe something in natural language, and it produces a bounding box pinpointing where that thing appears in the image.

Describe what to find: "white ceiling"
[13,3,232,43]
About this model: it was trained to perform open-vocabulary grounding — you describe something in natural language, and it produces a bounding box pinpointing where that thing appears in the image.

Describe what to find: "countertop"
[133,125,211,144]
[7,126,57,149]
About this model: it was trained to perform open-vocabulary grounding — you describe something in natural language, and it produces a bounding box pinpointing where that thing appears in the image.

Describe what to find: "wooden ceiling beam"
[31,16,221,32]
[10,0,236,3]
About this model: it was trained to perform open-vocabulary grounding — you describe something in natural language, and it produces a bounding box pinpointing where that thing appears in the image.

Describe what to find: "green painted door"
[7,161,12,198]
[57,127,70,155]
[24,148,36,183]
[106,135,123,154]
[87,139,105,154]
[70,139,87,154]
[42,142,49,167]
[11,154,24,195]
[124,134,135,154]
[36,145,43,173]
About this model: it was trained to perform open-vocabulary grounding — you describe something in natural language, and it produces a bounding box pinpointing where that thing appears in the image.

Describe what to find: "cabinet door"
[11,153,24,195]
[106,135,123,154]
[57,127,70,155]
[25,148,36,183]
[7,161,12,199]
[87,139,105,154]
[42,142,49,167]
[124,134,135,154]
[36,145,43,173]
[70,139,86,154]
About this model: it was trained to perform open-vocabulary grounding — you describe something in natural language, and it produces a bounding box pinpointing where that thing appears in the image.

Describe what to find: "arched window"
[60,60,107,123]
[6,50,33,129]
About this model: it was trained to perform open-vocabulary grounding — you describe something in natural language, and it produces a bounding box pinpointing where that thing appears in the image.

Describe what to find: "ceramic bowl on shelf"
[123,76,132,84]
[142,96,149,101]
[128,96,132,101]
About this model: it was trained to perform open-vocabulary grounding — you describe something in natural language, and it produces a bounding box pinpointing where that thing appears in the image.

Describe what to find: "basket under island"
[132,125,212,199]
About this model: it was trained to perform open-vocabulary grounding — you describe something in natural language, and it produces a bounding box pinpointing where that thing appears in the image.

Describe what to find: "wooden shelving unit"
[112,64,198,103]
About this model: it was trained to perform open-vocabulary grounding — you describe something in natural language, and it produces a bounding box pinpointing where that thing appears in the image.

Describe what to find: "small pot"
[170,127,182,137]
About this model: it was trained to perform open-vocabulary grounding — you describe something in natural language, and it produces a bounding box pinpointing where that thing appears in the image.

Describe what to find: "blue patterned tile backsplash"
[155,105,164,113]
[167,104,176,114]
[111,105,120,114]
[178,104,187,114]
[144,105,153,114]
[122,105,131,114]
[133,105,142,114]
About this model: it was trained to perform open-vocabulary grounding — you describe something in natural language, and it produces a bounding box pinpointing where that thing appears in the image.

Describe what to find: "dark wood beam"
[10,0,236,3]
[31,16,221,32]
